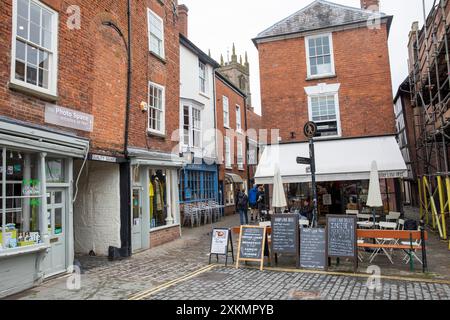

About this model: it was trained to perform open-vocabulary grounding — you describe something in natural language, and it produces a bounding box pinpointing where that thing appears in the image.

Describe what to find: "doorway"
[42,188,67,277]
[132,187,143,252]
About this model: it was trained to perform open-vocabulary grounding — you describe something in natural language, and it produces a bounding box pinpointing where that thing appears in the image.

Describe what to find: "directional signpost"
[303,121,319,228]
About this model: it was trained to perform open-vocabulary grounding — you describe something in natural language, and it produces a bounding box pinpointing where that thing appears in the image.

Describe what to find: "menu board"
[271,214,299,254]
[239,227,265,259]
[210,229,230,255]
[326,215,357,258]
[236,226,267,271]
[300,228,326,270]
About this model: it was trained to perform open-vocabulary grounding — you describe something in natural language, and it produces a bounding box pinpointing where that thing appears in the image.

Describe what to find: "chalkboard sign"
[271,214,299,267]
[236,226,268,271]
[326,215,358,272]
[300,228,326,270]
[209,228,234,266]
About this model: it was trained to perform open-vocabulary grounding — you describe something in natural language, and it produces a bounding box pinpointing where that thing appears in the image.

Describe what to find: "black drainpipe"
[243,97,251,191]
[103,0,132,259]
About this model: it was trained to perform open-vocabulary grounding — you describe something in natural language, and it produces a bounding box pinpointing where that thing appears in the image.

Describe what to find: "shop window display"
[1,149,42,250]
[149,169,168,228]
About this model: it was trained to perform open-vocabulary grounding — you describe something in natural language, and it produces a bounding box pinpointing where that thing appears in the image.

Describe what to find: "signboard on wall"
[45,104,94,132]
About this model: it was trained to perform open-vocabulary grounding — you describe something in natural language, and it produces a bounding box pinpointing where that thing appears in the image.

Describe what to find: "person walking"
[248,185,259,222]
[257,185,266,221]
[236,188,249,225]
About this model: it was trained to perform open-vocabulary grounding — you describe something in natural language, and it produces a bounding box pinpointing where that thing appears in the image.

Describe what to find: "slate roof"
[255,0,391,40]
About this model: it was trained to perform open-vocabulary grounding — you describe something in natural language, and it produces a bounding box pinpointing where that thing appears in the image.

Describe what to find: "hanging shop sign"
[209,228,234,266]
[236,226,268,271]
[45,104,94,132]
[300,228,326,270]
[326,215,358,272]
[270,214,299,268]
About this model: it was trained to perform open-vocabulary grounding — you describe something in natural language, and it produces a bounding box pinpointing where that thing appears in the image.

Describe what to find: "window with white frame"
[223,96,229,128]
[236,105,242,132]
[147,9,164,58]
[181,103,202,149]
[148,82,165,134]
[199,61,207,94]
[237,141,244,170]
[224,136,231,168]
[12,0,58,95]
[309,94,340,137]
[306,34,334,78]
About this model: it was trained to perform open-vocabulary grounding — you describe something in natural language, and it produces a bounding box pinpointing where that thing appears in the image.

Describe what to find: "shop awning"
[0,119,89,158]
[225,173,244,184]
[254,135,407,184]
[128,148,185,168]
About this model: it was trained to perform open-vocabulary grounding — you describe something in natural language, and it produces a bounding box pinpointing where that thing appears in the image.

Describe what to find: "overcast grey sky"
[179,0,434,115]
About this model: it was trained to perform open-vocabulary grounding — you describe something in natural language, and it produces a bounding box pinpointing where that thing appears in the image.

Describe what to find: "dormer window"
[305,33,335,79]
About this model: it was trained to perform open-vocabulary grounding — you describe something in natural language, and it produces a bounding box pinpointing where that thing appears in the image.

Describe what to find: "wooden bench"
[357,229,428,270]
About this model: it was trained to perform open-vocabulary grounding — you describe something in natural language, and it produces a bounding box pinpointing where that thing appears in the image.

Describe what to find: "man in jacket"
[236,188,249,225]
[248,185,259,222]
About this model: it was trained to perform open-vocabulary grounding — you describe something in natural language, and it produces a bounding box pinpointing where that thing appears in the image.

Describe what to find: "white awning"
[254,135,407,184]
[225,173,244,184]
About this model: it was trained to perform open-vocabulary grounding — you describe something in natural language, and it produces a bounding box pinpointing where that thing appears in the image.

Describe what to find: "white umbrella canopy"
[272,164,287,211]
[366,161,383,208]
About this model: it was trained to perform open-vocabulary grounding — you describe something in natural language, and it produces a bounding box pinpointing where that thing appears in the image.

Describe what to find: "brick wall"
[215,76,247,183]
[0,0,129,157]
[258,24,395,143]
[128,0,180,155]
[149,225,181,248]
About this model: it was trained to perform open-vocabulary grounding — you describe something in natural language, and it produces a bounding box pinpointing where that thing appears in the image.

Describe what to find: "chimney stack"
[177,4,189,38]
[360,0,379,11]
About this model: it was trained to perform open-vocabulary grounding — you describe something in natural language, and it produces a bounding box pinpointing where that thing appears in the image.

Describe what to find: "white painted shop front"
[0,119,89,297]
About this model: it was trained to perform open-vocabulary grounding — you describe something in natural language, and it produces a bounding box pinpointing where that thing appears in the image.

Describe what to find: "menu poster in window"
[326,215,358,272]
[323,194,332,206]
[300,228,326,270]
[236,226,267,271]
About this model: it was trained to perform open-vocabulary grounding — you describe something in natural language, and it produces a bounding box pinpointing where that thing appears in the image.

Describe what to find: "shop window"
[1,149,42,250]
[224,178,235,206]
[11,0,58,96]
[179,170,217,202]
[45,158,64,183]
[149,169,169,229]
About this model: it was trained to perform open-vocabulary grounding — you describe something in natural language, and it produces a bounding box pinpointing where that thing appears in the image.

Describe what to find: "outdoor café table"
[357,221,380,229]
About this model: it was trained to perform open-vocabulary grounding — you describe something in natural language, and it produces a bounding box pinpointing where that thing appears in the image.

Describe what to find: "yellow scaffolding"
[419,176,449,249]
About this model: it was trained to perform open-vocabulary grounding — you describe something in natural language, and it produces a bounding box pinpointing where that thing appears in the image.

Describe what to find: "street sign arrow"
[297,157,311,165]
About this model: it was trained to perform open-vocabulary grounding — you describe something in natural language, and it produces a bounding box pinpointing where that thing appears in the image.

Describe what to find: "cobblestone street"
[5,210,450,300]
[146,266,450,301]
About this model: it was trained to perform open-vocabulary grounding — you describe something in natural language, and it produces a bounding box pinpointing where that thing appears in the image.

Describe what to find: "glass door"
[42,189,66,277]
[132,187,142,252]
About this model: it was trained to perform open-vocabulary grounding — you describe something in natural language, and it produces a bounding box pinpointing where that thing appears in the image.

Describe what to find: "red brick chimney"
[178,4,189,38]
[360,0,379,11]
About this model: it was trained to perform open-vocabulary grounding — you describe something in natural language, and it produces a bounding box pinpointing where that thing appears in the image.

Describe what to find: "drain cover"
[288,290,323,300]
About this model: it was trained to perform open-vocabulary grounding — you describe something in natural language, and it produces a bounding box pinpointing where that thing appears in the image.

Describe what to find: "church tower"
[217,44,252,109]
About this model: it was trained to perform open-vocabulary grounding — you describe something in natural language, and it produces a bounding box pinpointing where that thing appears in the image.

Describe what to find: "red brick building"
[256,0,395,142]
[0,0,183,296]
[253,0,406,218]
[215,72,248,215]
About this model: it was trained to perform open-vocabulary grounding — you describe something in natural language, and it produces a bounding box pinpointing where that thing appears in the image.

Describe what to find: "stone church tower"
[217,44,252,109]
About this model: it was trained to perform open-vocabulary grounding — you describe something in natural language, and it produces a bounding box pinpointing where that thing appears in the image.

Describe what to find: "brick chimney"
[178,4,189,38]
[360,0,379,11]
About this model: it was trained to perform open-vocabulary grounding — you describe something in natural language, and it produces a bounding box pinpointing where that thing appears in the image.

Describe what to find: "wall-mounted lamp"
[180,150,195,165]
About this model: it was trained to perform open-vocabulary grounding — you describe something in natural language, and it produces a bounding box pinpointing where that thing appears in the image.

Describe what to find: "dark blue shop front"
[179,163,219,204]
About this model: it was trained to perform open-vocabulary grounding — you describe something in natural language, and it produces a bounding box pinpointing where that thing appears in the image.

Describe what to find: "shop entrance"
[132,187,143,252]
[42,188,67,278]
